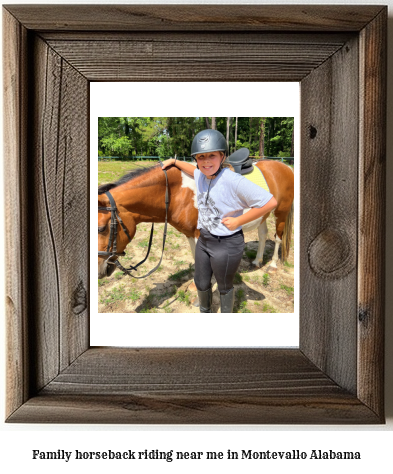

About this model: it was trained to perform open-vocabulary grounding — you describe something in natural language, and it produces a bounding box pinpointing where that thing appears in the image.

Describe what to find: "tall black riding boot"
[220,288,235,313]
[198,288,212,313]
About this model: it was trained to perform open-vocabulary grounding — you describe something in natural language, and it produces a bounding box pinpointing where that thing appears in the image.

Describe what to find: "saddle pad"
[243,164,270,193]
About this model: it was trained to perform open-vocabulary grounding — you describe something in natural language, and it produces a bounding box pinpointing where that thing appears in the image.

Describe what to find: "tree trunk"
[226,117,232,153]
[259,118,265,158]
[291,125,294,157]
[205,117,211,129]
[234,117,238,151]
[211,117,216,130]
[124,118,130,136]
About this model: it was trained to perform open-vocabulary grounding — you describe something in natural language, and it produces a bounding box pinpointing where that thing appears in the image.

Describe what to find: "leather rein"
[98,167,169,279]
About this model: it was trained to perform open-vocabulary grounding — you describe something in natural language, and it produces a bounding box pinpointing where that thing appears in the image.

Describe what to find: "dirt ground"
[98,215,294,314]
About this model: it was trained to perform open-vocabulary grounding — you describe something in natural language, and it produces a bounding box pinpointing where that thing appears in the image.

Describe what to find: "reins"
[98,166,170,279]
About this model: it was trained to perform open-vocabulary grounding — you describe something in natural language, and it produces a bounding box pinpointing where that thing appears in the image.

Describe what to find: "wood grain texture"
[4,5,384,31]
[40,31,354,44]
[300,36,359,394]
[7,348,379,424]
[358,9,387,417]
[3,9,30,418]
[3,5,386,424]
[46,37,347,82]
[29,36,90,389]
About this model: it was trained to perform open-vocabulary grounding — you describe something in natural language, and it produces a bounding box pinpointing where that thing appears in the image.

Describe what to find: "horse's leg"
[187,236,198,293]
[269,234,282,270]
[269,211,286,270]
[187,236,196,260]
[252,219,268,267]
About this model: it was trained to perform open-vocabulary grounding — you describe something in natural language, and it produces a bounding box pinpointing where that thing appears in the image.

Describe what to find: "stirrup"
[198,288,212,313]
[220,288,235,313]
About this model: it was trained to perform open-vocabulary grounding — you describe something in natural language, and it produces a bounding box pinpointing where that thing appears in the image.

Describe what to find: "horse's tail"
[281,202,294,263]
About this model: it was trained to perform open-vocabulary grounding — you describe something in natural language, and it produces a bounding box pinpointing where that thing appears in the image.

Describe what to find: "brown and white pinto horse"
[98,161,294,280]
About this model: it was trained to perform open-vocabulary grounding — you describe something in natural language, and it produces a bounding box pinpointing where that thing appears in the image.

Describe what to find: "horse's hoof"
[251,259,262,268]
[267,265,278,273]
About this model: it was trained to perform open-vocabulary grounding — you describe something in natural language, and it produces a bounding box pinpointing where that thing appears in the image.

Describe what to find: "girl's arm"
[161,158,196,177]
[221,196,277,231]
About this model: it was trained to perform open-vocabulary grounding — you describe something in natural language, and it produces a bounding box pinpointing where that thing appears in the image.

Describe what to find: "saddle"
[227,148,254,175]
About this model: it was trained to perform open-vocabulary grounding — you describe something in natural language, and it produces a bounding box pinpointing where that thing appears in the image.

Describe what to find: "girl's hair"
[220,152,235,171]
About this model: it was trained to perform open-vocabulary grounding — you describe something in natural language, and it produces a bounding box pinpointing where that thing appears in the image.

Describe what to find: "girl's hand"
[161,158,175,169]
[221,217,240,231]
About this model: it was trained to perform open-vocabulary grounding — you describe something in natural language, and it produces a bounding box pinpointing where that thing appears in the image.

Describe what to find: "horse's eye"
[98,226,106,233]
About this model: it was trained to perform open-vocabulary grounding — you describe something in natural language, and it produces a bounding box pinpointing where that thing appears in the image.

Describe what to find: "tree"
[234,117,238,152]
[259,118,265,158]
[226,117,232,153]
[97,116,294,160]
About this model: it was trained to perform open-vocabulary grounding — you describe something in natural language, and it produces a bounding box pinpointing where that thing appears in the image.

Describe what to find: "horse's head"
[98,192,137,279]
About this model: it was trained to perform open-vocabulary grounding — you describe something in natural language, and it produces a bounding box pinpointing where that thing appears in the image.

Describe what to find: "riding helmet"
[191,129,227,157]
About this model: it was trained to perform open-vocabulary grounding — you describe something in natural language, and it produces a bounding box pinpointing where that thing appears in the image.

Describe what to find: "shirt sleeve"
[235,175,274,209]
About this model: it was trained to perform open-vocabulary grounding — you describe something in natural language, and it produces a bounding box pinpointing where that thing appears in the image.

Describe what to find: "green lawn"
[98,160,158,186]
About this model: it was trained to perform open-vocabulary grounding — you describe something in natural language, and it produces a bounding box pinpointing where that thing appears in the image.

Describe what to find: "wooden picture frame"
[4,5,386,424]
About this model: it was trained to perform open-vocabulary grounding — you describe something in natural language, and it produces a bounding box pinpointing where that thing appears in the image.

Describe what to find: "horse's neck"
[114,169,168,223]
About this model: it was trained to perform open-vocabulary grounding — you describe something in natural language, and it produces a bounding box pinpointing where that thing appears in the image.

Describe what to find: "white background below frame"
[90,82,300,348]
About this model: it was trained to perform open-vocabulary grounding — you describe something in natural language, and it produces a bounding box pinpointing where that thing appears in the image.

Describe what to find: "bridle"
[98,167,169,279]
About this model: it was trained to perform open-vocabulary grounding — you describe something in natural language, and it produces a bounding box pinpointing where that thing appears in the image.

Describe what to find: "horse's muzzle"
[98,257,117,279]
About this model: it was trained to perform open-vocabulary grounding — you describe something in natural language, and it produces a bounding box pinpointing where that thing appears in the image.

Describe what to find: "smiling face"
[195,151,224,178]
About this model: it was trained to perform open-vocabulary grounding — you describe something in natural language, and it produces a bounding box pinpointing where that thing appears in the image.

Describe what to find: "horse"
[98,161,294,280]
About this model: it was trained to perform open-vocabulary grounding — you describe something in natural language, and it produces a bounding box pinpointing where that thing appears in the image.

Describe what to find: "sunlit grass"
[98,160,157,186]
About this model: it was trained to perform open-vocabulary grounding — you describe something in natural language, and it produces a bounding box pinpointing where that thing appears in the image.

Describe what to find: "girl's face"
[195,151,224,178]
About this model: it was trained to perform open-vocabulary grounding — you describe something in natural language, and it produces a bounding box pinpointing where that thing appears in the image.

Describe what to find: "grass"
[98,161,156,186]
[177,290,191,307]
[280,284,294,296]
[262,273,270,286]
[238,301,252,313]
[245,249,257,260]
[140,307,158,313]
[168,264,193,281]
[162,300,172,312]
[100,285,141,305]
[137,239,150,248]
[262,302,278,313]
[233,272,243,284]
[233,289,252,313]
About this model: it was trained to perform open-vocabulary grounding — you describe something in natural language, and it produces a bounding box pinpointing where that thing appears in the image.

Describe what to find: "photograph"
[97,117,295,315]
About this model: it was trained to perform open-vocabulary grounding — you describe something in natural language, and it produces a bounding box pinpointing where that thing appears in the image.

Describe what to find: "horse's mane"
[98,164,161,195]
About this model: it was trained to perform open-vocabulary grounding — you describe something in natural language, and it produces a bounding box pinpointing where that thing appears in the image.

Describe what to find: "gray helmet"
[191,129,227,157]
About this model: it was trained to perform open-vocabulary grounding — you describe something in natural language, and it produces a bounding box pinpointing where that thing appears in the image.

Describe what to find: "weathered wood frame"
[3,5,386,424]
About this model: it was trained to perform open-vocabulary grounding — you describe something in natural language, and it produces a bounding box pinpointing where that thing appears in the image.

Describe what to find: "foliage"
[98,117,294,159]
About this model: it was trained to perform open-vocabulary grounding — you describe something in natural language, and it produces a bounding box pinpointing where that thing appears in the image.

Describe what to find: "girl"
[162,129,277,313]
